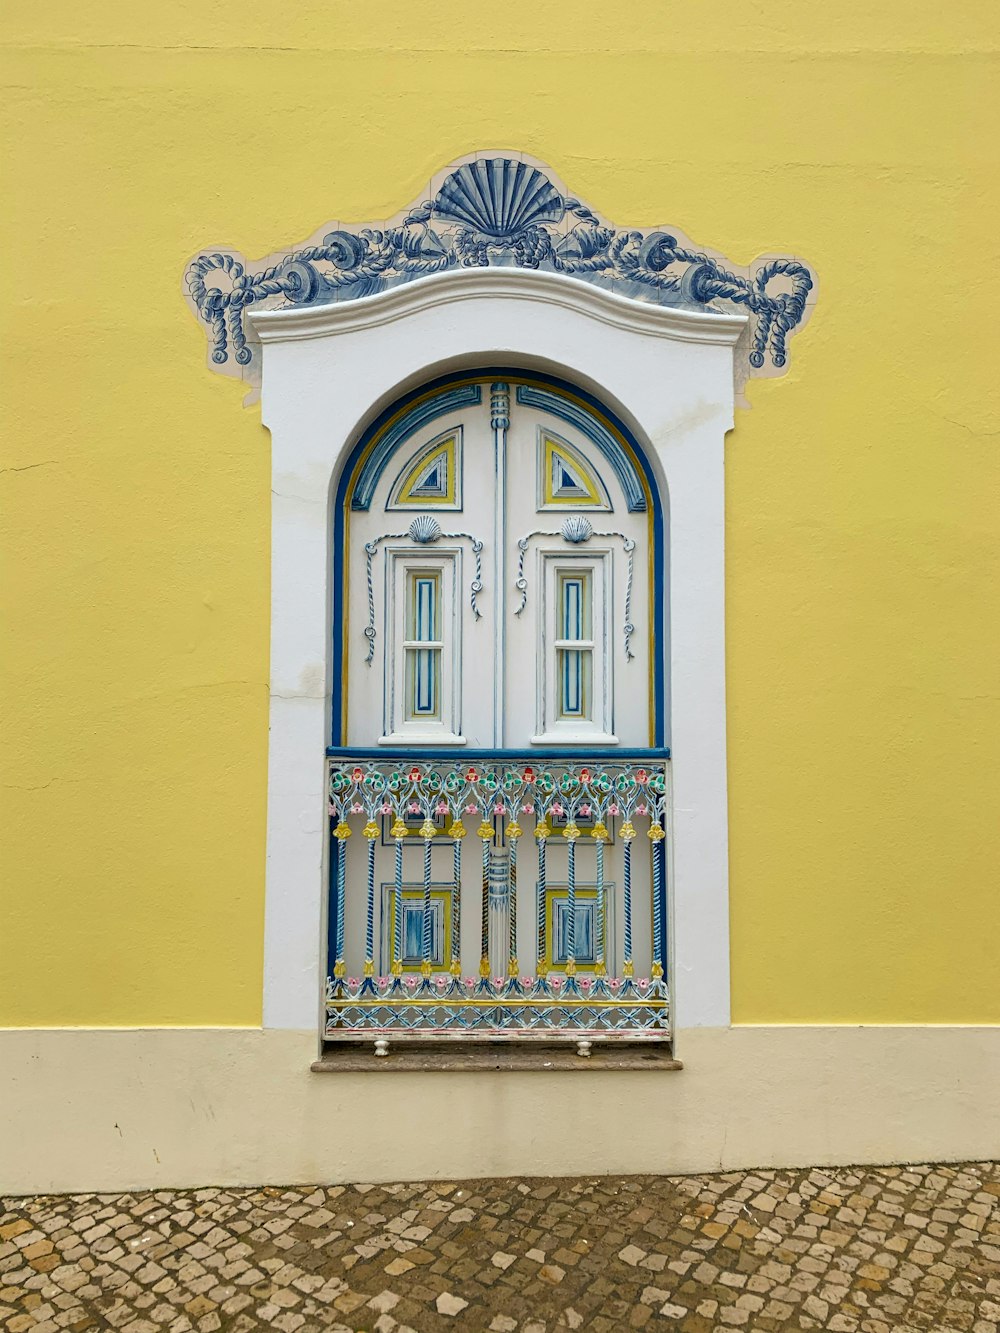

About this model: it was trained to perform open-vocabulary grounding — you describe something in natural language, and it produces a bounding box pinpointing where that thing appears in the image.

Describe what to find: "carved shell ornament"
[434,160,564,237]
[561,516,594,544]
[184,155,816,388]
[407,515,442,544]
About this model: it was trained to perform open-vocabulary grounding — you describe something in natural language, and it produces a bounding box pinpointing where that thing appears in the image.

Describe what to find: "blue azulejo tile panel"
[185,155,815,386]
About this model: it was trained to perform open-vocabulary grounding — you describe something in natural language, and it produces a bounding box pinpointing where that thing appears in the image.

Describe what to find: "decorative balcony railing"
[326,752,670,1054]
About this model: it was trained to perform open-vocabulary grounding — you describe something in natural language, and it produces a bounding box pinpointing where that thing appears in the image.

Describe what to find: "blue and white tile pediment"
[185,154,816,387]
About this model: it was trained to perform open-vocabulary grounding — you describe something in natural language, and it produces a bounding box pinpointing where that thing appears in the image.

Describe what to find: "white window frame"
[380,545,463,746]
[532,549,616,745]
[251,267,744,1039]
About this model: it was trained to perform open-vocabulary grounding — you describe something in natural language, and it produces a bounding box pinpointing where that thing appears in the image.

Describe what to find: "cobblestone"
[1,1163,998,1330]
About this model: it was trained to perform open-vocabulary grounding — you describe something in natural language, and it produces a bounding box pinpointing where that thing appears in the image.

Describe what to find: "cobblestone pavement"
[2,1163,999,1333]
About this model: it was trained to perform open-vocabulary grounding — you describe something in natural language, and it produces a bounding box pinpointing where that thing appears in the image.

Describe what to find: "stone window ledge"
[311,1043,682,1073]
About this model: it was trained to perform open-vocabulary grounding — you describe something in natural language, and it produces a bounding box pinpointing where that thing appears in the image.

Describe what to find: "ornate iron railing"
[325,752,670,1054]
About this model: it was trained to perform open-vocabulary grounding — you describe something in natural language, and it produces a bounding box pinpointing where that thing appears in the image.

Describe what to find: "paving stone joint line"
[1,1161,998,1333]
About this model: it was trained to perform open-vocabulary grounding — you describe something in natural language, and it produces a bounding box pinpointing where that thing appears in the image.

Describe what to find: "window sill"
[530,732,619,747]
[377,733,467,746]
[311,1042,682,1073]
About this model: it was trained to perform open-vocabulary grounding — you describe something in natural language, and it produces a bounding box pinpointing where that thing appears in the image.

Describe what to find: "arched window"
[325,372,669,1053]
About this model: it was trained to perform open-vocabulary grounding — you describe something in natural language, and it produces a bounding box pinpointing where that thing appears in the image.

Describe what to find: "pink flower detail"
[637,979,649,991]
[347,977,360,988]
[351,802,364,814]
[328,801,336,816]
[435,801,449,815]
[465,803,478,814]
[522,803,533,814]
[403,976,418,989]
[580,804,591,817]
[636,803,647,816]
[580,977,592,990]
[408,802,420,814]
[351,767,363,782]
[609,803,620,816]
[493,803,505,816]
[380,803,392,815]
[552,802,564,817]
[520,975,533,986]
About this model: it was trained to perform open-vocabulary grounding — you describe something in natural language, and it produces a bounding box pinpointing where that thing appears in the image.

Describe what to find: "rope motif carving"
[364,517,484,664]
[515,521,638,660]
[186,157,814,383]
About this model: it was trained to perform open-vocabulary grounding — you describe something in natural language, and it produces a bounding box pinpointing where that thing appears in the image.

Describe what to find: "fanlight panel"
[539,430,612,510]
[388,429,462,510]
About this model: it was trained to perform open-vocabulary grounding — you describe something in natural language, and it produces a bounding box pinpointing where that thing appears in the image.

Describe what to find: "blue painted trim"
[351,385,481,511]
[327,747,670,761]
[517,385,646,513]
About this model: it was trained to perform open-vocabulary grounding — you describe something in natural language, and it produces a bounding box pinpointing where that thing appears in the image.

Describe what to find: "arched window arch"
[331,369,666,749]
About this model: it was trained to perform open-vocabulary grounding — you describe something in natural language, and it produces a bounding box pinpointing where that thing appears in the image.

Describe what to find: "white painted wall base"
[2,1026,997,1195]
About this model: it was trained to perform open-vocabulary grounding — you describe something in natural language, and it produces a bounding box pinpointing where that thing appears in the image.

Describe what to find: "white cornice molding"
[247,268,749,348]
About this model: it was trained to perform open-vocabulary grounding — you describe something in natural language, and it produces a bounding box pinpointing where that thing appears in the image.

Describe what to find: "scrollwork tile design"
[185,156,815,384]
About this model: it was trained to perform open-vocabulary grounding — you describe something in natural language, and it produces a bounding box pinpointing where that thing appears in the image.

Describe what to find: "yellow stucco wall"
[3,3,998,1028]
